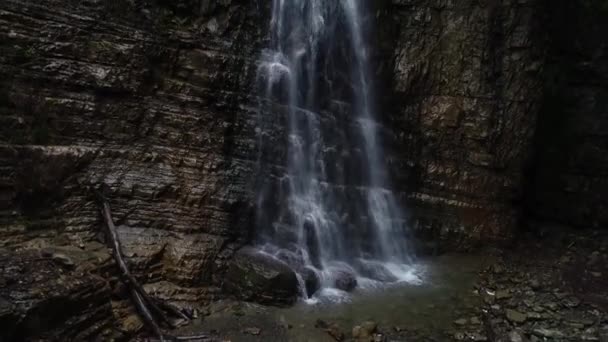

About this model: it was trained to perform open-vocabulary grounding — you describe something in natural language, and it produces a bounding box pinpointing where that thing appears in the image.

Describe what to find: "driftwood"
[95,189,209,341]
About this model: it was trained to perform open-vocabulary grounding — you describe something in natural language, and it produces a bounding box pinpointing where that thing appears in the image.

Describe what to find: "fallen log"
[94,189,195,341]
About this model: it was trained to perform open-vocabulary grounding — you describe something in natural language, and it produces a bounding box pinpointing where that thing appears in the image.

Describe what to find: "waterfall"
[255,0,419,302]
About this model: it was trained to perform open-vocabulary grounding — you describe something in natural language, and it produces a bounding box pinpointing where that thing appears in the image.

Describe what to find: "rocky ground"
[375,226,608,342]
[1,225,606,341]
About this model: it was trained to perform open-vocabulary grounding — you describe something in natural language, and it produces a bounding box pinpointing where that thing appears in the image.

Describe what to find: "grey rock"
[506,309,527,323]
[509,330,524,342]
[496,290,512,300]
[334,270,357,292]
[532,328,565,339]
[223,247,300,306]
[353,321,378,340]
[453,318,468,326]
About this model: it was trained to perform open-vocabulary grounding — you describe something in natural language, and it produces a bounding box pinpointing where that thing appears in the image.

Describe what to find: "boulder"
[353,321,378,340]
[223,247,299,306]
[354,259,398,282]
[302,267,320,298]
[334,270,357,292]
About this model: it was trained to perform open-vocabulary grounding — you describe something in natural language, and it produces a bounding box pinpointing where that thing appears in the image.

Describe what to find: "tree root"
[94,189,204,341]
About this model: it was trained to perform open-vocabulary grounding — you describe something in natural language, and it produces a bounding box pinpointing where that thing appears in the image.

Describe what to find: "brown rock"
[223,247,299,306]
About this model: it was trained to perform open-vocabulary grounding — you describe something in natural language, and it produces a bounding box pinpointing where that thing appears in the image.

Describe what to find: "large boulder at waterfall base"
[302,267,321,298]
[223,247,299,306]
[334,270,358,292]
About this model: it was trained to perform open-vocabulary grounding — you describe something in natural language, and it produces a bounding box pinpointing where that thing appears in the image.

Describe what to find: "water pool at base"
[179,254,493,342]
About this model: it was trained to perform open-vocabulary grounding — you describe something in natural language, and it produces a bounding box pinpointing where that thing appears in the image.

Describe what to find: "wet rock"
[0,0,262,329]
[508,330,525,342]
[49,252,76,268]
[496,290,511,300]
[454,332,466,340]
[275,249,306,270]
[334,270,357,292]
[563,296,581,308]
[493,265,505,274]
[470,333,488,341]
[242,327,261,336]
[223,247,299,306]
[505,309,526,323]
[530,279,541,290]
[0,249,113,341]
[453,318,468,326]
[118,314,144,335]
[352,321,378,340]
[302,267,320,298]
[316,319,344,341]
[373,333,386,342]
[544,302,559,310]
[599,326,608,342]
[532,328,565,339]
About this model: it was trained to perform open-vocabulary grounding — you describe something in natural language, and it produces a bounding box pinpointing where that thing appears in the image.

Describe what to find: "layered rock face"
[0,0,607,339]
[380,0,545,250]
[0,0,262,339]
[526,1,608,228]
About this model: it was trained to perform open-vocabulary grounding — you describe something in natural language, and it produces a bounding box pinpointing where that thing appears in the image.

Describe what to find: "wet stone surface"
[172,228,607,341]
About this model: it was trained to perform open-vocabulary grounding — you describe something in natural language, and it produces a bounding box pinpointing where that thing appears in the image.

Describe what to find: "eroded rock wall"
[381,0,545,250]
[0,0,263,338]
[0,0,606,339]
[526,0,608,228]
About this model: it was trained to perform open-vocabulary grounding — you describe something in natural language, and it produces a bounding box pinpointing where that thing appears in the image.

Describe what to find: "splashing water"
[255,0,420,302]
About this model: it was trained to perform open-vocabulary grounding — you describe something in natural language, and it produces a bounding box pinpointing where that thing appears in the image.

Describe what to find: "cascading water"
[255,0,420,302]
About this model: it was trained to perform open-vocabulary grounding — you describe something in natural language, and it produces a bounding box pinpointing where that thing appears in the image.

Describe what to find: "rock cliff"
[0,0,606,339]
[526,0,608,229]
[1,0,262,339]
[380,0,545,250]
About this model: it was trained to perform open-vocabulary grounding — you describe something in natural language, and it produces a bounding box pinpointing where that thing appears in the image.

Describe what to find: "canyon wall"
[0,0,606,339]
[380,0,545,250]
[526,0,608,228]
[0,0,262,339]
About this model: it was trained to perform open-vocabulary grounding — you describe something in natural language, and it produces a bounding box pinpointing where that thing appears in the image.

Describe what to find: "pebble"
[496,290,511,300]
[353,321,377,340]
[470,333,488,341]
[564,296,581,308]
[505,309,526,323]
[509,330,524,342]
[493,265,505,274]
[242,327,261,336]
[453,318,468,326]
[544,302,559,310]
[530,279,541,290]
[582,327,599,340]
[533,328,564,338]
[453,332,466,340]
